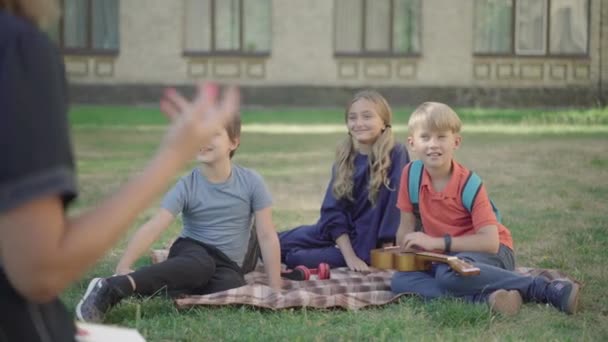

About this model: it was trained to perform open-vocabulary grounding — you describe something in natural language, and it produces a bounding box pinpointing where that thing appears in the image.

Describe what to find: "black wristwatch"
[444,234,452,253]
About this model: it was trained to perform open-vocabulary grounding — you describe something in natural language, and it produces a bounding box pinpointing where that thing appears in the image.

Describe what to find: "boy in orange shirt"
[391,102,580,315]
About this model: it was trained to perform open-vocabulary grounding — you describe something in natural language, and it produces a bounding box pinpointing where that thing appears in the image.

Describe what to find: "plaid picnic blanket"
[150,249,579,310]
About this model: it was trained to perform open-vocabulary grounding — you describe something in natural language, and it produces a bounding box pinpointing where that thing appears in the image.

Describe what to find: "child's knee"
[180,255,216,286]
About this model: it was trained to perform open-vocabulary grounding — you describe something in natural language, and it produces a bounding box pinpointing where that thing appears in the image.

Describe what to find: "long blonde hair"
[332,90,395,205]
[0,0,59,28]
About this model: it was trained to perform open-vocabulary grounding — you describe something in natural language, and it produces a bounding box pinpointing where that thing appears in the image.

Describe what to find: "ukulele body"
[370,247,480,276]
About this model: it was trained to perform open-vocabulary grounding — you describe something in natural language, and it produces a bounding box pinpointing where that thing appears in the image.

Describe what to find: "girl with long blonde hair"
[279,90,409,271]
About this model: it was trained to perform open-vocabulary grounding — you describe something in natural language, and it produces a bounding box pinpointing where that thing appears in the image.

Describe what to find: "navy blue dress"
[279,143,409,268]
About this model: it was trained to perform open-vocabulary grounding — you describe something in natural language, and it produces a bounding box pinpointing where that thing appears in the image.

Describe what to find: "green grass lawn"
[69,105,608,126]
[63,106,608,341]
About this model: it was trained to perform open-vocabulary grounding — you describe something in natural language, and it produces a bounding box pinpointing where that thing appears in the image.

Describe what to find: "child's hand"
[400,232,440,252]
[114,266,134,276]
[159,83,239,162]
[345,255,369,272]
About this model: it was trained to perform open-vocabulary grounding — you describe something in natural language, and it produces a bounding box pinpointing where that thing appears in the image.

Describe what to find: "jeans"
[391,244,550,303]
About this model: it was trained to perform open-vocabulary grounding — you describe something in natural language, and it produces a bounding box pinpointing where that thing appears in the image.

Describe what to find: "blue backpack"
[407,160,502,231]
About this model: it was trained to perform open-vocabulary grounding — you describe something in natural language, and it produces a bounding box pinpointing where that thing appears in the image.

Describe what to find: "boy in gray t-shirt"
[77,112,282,323]
[162,163,272,267]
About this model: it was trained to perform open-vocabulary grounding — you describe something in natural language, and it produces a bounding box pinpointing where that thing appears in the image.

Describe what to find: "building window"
[334,0,421,56]
[474,0,589,56]
[49,0,120,54]
[184,0,272,56]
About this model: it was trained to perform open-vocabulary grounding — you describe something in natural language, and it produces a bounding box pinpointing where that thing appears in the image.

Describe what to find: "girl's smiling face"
[346,98,385,146]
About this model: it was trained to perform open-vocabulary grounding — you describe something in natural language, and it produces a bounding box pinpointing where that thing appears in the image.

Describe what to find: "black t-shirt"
[0,11,77,342]
[0,12,76,213]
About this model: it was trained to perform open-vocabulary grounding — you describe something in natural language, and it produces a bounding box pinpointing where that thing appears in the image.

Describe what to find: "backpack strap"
[461,171,502,223]
[461,171,482,212]
[408,160,424,206]
[407,160,424,232]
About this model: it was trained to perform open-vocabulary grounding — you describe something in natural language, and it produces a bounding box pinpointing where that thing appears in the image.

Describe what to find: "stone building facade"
[55,0,608,107]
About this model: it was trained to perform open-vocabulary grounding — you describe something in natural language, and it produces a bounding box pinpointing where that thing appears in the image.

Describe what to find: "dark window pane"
[63,0,87,49]
[364,0,390,51]
[215,0,240,51]
[184,0,212,51]
[243,0,271,52]
[550,0,588,54]
[393,0,420,53]
[515,0,547,55]
[334,0,363,53]
[473,0,512,54]
[91,0,119,50]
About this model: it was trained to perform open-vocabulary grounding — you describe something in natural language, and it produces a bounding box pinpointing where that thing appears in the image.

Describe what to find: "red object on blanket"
[282,263,331,281]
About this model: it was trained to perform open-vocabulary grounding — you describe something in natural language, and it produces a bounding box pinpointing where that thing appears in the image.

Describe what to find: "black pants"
[0,269,76,342]
[129,237,246,297]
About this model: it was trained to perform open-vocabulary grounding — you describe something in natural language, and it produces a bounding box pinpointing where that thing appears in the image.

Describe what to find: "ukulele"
[370,246,480,276]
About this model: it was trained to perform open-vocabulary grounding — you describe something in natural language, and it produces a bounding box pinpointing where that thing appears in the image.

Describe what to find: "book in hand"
[75,322,146,342]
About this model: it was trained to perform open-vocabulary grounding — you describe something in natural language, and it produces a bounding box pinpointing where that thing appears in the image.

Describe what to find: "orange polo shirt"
[397,160,513,250]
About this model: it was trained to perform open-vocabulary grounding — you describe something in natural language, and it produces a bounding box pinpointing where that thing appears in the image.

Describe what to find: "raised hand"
[159,83,240,163]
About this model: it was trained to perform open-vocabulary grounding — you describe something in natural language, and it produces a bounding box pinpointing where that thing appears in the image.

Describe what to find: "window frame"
[333,0,422,58]
[182,0,272,57]
[56,0,120,56]
[473,0,591,58]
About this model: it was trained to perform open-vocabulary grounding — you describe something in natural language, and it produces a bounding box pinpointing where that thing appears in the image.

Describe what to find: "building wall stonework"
[65,0,188,84]
[64,0,607,106]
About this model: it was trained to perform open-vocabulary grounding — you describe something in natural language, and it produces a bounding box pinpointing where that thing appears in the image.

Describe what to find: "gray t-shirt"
[161,164,272,266]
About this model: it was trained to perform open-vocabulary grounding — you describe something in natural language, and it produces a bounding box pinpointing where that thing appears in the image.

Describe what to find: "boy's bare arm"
[450,225,499,254]
[402,225,500,254]
[254,207,282,290]
[396,212,416,249]
[115,209,175,275]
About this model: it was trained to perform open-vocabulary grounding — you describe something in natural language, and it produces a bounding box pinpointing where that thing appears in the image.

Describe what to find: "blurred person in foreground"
[0,0,240,340]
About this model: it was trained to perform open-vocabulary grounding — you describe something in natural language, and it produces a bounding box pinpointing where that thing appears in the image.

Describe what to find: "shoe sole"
[565,282,581,315]
[489,290,522,316]
[75,277,102,322]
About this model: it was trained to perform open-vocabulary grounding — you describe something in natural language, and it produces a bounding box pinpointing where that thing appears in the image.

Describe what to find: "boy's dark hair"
[226,112,241,158]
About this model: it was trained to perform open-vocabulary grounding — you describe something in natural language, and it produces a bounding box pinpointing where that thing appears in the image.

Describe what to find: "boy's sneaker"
[545,279,580,314]
[76,278,123,322]
[488,289,523,316]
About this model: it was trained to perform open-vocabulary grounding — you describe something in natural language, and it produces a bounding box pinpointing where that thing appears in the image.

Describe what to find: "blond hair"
[332,90,395,205]
[0,0,59,28]
[408,102,462,135]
